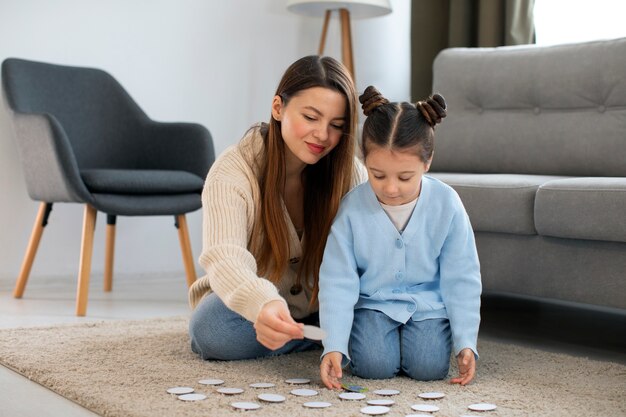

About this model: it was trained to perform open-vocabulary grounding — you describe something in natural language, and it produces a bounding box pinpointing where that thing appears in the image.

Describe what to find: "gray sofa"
[428,38,626,311]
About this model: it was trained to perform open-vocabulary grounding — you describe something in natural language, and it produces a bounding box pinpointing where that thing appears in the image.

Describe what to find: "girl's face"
[365,145,431,206]
[271,87,346,168]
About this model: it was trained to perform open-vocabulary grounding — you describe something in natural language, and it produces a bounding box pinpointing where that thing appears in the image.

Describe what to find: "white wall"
[0,0,409,286]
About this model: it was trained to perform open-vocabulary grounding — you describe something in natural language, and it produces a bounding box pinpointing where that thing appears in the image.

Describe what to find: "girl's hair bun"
[416,93,447,127]
[359,85,389,116]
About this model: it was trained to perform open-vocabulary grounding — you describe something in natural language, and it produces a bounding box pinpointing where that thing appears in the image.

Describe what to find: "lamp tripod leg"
[318,9,331,55]
[339,8,354,79]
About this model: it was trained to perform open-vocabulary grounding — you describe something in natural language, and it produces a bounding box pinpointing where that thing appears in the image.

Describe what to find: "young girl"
[188,55,366,360]
[319,86,481,388]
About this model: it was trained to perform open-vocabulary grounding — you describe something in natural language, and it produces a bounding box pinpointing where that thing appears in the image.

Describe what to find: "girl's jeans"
[349,308,452,381]
[189,292,319,360]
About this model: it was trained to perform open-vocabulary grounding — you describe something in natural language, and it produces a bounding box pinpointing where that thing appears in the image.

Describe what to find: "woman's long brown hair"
[250,55,357,306]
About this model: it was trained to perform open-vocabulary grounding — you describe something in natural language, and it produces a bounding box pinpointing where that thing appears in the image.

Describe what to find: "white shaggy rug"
[0,317,624,417]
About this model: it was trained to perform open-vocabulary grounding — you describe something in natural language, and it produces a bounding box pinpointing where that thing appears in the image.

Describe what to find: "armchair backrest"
[2,58,148,170]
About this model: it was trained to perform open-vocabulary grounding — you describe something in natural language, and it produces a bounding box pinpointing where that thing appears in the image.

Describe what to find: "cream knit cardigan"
[189,125,366,323]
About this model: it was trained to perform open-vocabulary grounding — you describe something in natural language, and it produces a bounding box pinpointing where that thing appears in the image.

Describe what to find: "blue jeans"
[348,308,451,381]
[189,292,319,360]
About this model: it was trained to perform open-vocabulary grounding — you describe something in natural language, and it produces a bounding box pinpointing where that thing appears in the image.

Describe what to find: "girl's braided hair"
[358,85,447,162]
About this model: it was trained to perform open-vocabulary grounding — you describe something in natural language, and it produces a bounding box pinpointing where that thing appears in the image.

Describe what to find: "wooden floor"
[0,273,191,417]
[1,274,624,417]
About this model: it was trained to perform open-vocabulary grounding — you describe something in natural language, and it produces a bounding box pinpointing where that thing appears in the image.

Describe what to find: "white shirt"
[381,197,418,232]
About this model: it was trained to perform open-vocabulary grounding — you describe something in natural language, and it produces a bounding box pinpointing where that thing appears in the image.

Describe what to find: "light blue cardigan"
[319,175,482,363]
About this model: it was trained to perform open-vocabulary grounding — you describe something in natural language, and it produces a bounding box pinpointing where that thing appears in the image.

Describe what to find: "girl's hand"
[254,300,304,350]
[450,348,476,385]
[320,351,343,390]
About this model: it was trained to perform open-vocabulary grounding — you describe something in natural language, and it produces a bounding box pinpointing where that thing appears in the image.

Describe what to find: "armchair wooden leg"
[14,202,53,298]
[76,205,97,316]
[103,215,116,292]
[175,214,197,287]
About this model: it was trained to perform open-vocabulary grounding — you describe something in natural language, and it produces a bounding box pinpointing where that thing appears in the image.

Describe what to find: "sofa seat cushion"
[81,169,205,195]
[535,178,626,243]
[429,173,567,235]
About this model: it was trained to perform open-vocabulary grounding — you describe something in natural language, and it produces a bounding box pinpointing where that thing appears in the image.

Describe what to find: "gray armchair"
[2,58,215,316]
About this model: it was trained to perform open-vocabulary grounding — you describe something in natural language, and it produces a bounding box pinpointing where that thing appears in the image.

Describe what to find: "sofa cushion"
[535,178,626,243]
[430,38,626,177]
[429,173,566,235]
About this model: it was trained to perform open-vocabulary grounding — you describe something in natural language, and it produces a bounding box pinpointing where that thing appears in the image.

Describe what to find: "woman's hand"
[254,300,304,350]
[320,351,343,390]
[450,348,476,385]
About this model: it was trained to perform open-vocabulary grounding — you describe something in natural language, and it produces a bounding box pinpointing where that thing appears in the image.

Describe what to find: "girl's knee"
[402,357,450,381]
[350,354,399,380]
[400,318,451,380]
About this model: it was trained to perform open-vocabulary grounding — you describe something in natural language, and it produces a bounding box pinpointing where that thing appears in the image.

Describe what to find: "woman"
[189,55,365,360]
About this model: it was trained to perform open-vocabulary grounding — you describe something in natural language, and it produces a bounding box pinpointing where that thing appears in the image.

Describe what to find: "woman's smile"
[306,142,326,154]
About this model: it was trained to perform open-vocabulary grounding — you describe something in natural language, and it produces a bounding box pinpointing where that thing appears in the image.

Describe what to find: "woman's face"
[271,87,347,168]
[365,145,431,206]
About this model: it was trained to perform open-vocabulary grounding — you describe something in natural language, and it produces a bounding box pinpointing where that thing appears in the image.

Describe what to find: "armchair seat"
[81,169,206,215]
[81,169,205,195]
[90,193,203,216]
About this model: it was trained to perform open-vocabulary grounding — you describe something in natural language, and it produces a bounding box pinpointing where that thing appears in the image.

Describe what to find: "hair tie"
[416,93,447,128]
[359,86,389,116]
